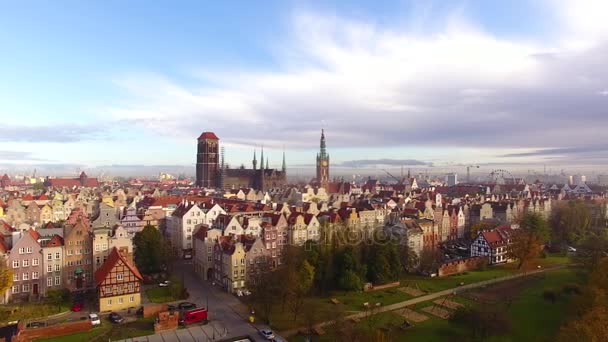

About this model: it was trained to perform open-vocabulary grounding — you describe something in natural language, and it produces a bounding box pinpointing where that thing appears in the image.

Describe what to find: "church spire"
[260,146,265,170]
[252,149,257,170]
[282,150,286,173]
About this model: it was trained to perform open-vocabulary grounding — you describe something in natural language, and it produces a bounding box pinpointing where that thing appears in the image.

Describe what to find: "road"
[114,261,272,342]
[280,264,570,338]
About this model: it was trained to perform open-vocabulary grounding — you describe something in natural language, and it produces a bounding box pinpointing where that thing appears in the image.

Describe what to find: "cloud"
[0,124,107,143]
[502,145,608,158]
[339,159,430,168]
[106,2,608,162]
[0,150,49,161]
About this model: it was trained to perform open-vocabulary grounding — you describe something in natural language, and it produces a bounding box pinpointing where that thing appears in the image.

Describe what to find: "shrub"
[543,289,558,304]
[562,283,582,295]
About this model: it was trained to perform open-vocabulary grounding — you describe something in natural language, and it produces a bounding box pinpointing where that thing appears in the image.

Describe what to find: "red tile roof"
[95,247,143,286]
[198,132,219,140]
[28,228,40,241]
[48,234,64,247]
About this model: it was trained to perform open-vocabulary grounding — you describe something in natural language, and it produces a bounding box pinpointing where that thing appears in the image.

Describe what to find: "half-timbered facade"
[94,247,143,312]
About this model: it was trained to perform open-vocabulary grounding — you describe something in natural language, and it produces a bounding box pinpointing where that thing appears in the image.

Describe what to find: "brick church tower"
[196,132,220,188]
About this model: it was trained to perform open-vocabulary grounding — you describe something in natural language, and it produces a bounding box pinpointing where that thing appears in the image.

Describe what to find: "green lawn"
[0,303,70,324]
[145,287,178,303]
[309,268,582,342]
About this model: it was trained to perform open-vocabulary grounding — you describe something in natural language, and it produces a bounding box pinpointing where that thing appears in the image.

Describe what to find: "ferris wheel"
[489,169,515,185]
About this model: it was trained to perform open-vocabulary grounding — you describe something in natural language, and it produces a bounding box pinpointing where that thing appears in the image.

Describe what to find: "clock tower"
[316,129,330,187]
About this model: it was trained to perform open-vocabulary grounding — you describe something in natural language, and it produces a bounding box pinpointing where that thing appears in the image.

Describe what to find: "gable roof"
[95,247,143,285]
[198,132,219,140]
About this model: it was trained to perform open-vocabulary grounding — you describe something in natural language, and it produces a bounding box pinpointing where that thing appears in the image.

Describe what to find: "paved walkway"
[280,265,569,338]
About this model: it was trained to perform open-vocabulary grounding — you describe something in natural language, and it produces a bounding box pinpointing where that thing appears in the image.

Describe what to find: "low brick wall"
[364,281,401,292]
[154,311,179,333]
[144,304,169,318]
[438,257,485,277]
[17,320,92,342]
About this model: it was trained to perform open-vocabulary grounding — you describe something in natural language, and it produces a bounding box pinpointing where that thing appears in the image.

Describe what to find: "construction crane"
[466,165,479,183]
[382,169,402,184]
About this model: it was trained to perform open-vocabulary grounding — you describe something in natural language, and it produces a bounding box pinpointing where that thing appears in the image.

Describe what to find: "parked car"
[136,307,144,316]
[26,321,46,329]
[179,308,208,325]
[259,329,275,340]
[71,302,83,312]
[159,280,170,287]
[89,313,101,326]
[167,304,177,311]
[567,246,577,253]
[177,302,197,310]
[109,312,124,324]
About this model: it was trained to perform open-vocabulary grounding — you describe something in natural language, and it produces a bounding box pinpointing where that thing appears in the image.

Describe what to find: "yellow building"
[94,247,143,312]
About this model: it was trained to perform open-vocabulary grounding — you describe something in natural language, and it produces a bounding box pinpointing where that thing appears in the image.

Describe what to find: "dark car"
[167,304,177,311]
[177,302,197,310]
[109,312,124,324]
[26,322,46,329]
[136,307,144,316]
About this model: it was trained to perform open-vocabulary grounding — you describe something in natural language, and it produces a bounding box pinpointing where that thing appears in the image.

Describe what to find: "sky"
[1,0,608,177]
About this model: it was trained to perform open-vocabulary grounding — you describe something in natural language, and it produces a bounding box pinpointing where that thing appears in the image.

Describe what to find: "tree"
[550,200,591,245]
[557,306,608,342]
[287,260,315,321]
[509,213,549,269]
[575,232,608,271]
[0,258,13,297]
[398,244,419,274]
[418,248,442,274]
[247,258,278,324]
[133,225,170,274]
[46,288,68,312]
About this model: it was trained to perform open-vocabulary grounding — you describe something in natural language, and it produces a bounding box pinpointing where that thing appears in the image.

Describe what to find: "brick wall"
[17,320,92,342]
[143,304,169,318]
[154,311,179,333]
[363,281,401,292]
[438,257,485,277]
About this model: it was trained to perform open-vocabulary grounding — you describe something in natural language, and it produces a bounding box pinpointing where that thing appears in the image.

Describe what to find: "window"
[13,274,18,282]
[55,276,60,285]
[208,256,212,262]
[32,258,39,266]
[55,264,60,272]
[249,259,254,265]
[12,261,19,268]
[22,260,29,267]
[55,252,60,259]
[32,272,39,279]
[76,260,82,266]
[11,286,19,294]
[107,299,112,306]
[47,277,53,287]
[19,248,24,254]
[67,250,73,256]
[129,296,134,302]
[233,270,238,277]
[187,219,191,224]
[240,269,245,275]
[118,298,124,304]
[26,247,32,254]
[47,265,52,272]
[47,253,52,260]
[128,283,134,292]
[102,243,107,250]
[207,246,212,253]
[22,284,30,292]
[117,273,123,281]
[95,244,100,251]
[22,273,29,281]
[76,249,81,255]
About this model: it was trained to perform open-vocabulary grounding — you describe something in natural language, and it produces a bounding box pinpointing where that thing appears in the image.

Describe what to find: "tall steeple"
[282,150,286,173]
[252,149,257,170]
[260,146,265,170]
[320,129,327,159]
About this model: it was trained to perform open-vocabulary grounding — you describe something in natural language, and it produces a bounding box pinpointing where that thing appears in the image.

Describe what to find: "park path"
[280,264,569,338]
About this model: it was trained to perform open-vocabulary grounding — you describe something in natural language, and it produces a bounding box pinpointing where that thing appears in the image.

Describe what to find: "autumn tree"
[469,220,500,240]
[509,213,550,269]
[557,306,608,341]
[287,260,315,321]
[0,259,13,299]
[247,257,278,324]
[575,232,608,271]
[418,248,443,274]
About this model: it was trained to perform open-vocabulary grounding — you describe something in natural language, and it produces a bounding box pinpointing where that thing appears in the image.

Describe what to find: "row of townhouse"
[0,220,134,304]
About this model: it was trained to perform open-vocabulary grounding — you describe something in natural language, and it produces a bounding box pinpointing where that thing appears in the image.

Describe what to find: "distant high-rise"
[446,173,458,187]
[196,132,220,188]
[316,129,330,187]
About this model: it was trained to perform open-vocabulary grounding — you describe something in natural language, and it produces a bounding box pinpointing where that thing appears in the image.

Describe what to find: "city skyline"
[1,1,608,171]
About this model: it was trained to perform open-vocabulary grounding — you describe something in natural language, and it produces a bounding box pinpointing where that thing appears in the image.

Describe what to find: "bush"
[562,283,582,295]
[543,289,558,304]
[337,270,363,291]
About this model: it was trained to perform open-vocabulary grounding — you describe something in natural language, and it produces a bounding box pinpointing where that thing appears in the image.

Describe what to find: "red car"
[71,302,83,312]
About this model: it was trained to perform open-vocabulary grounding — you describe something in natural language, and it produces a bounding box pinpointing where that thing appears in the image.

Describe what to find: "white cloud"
[105,4,608,163]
